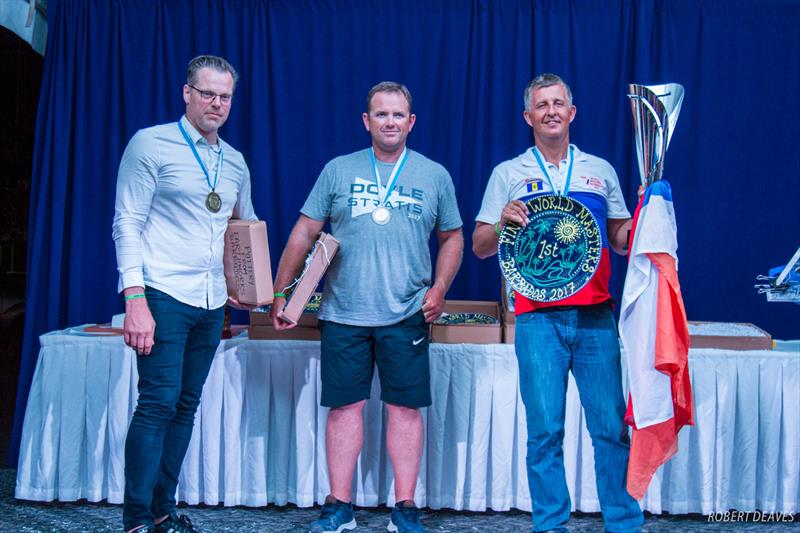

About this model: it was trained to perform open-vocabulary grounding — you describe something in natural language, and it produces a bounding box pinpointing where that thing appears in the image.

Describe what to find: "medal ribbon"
[369,147,408,206]
[532,145,574,196]
[178,120,224,192]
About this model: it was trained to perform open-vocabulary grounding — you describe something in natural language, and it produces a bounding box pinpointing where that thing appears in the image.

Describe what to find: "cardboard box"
[431,300,502,344]
[250,293,322,328]
[278,233,339,325]
[503,323,515,344]
[501,278,516,325]
[224,220,273,306]
[688,321,773,350]
[500,279,516,344]
[249,324,320,341]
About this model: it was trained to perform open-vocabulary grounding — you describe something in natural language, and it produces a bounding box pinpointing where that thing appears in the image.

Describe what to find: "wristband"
[494,222,502,236]
[273,292,287,298]
[124,293,146,301]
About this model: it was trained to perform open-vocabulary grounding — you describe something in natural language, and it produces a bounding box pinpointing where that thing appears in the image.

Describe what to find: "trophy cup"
[627,83,684,188]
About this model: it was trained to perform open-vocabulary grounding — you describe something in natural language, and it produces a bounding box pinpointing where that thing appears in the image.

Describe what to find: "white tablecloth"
[15,331,800,514]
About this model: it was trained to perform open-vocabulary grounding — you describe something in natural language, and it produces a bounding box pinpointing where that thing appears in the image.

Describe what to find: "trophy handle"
[638,97,665,181]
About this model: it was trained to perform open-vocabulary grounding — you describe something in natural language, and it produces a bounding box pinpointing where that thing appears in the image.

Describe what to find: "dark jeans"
[122,287,224,531]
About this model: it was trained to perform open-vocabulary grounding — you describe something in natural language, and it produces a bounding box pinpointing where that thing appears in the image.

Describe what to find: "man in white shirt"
[112,55,256,533]
[473,73,643,532]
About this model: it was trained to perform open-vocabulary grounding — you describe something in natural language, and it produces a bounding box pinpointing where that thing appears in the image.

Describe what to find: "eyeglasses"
[188,84,233,104]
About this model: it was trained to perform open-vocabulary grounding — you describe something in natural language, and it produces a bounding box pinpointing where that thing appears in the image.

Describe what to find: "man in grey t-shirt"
[271,81,463,533]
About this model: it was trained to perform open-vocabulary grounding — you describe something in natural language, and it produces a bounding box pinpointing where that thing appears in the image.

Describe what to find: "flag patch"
[526,179,543,193]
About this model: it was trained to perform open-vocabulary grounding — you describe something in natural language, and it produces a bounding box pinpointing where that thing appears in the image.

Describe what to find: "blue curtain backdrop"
[10,0,800,464]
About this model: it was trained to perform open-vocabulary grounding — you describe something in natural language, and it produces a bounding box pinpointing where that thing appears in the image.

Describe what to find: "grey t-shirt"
[301,148,462,326]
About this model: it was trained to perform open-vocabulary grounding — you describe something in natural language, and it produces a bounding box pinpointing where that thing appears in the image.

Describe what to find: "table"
[14,331,800,514]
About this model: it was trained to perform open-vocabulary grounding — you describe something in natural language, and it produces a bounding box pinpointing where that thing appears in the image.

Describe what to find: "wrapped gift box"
[431,300,502,344]
[250,293,322,328]
[278,233,339,325]
[223,220,273,306]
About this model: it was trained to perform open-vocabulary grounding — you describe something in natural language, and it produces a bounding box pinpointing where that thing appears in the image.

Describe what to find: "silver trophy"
[628,83,684,188]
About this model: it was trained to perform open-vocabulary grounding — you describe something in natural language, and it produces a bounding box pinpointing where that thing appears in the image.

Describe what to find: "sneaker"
[387,502,425,533]
[309,499,357,533]
[155,513,200,533]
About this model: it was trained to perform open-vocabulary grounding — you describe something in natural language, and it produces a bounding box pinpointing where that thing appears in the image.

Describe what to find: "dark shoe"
[155,514,200,533]
[387,502,425,533]
[309,499,357,533]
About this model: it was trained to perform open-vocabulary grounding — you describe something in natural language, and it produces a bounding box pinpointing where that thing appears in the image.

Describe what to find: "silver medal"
[371,206,391,225]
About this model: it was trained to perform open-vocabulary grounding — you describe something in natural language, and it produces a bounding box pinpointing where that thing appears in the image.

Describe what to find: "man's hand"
[269,296,295,330]
[123,287,155,355]
[422,285,446,323]
[500,199,530,228]
[227,296,258,311]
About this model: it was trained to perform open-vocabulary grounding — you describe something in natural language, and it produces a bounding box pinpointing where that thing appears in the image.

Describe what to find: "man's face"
[523,84,576,143]
[362,91,416,156]
[183,67,235,136]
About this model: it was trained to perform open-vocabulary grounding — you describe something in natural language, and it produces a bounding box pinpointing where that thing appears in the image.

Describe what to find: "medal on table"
[369,147,408,225]
[178,119,225,213]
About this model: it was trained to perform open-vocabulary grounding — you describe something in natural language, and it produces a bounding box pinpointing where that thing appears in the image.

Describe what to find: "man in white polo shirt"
[473,73,644,533]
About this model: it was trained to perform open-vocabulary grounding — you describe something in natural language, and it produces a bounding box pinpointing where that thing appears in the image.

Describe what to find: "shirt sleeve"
[111,130,158,292]
[475,164,510,224]
[605,163,631,219]
[436,169,463,231]
[300,161,334,221]
[233,162,258,221]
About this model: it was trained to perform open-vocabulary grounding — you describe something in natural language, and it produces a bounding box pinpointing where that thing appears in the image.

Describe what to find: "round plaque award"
[498,194,602,302]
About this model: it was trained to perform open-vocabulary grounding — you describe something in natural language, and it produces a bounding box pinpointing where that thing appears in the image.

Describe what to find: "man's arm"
[270,214,327,330]
[112,131,158,355]
[422,227,464,323]
[607,217,632,256]
[472,200,530,259]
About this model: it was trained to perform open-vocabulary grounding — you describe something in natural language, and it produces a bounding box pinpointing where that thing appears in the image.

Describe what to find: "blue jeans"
[515,304,643,533]
[122,287,224,530]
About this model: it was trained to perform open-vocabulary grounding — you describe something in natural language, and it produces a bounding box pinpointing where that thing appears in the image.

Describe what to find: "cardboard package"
[278,233,339,325]
[224,220,273,306]
[249,324,320,341]
[501,278,516,344]
[431,300,502,344]
[688,321,773,350]
[250,293,322,328]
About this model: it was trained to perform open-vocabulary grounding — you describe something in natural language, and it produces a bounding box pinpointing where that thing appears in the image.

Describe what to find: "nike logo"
[412,336,426,346]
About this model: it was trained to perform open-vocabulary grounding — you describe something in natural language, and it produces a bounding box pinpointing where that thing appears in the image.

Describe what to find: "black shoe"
[155,514,200,533]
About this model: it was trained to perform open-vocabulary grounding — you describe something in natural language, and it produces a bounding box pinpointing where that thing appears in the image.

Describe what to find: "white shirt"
[112,115,257,309]
[476,144,630,224]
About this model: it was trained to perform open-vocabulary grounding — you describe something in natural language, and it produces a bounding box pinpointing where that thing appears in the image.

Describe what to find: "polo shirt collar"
[520,143,587,167]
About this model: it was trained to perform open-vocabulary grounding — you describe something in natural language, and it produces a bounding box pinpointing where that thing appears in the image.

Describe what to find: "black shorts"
[319,310,431,408]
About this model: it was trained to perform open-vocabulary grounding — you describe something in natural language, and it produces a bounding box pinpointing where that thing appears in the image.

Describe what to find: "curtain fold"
[11,0,800,465]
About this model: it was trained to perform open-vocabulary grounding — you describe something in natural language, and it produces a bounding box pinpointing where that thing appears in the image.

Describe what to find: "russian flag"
[618,180,694,500]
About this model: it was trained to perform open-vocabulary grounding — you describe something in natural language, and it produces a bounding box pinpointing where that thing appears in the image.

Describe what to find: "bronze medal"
[206,191,222,213]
